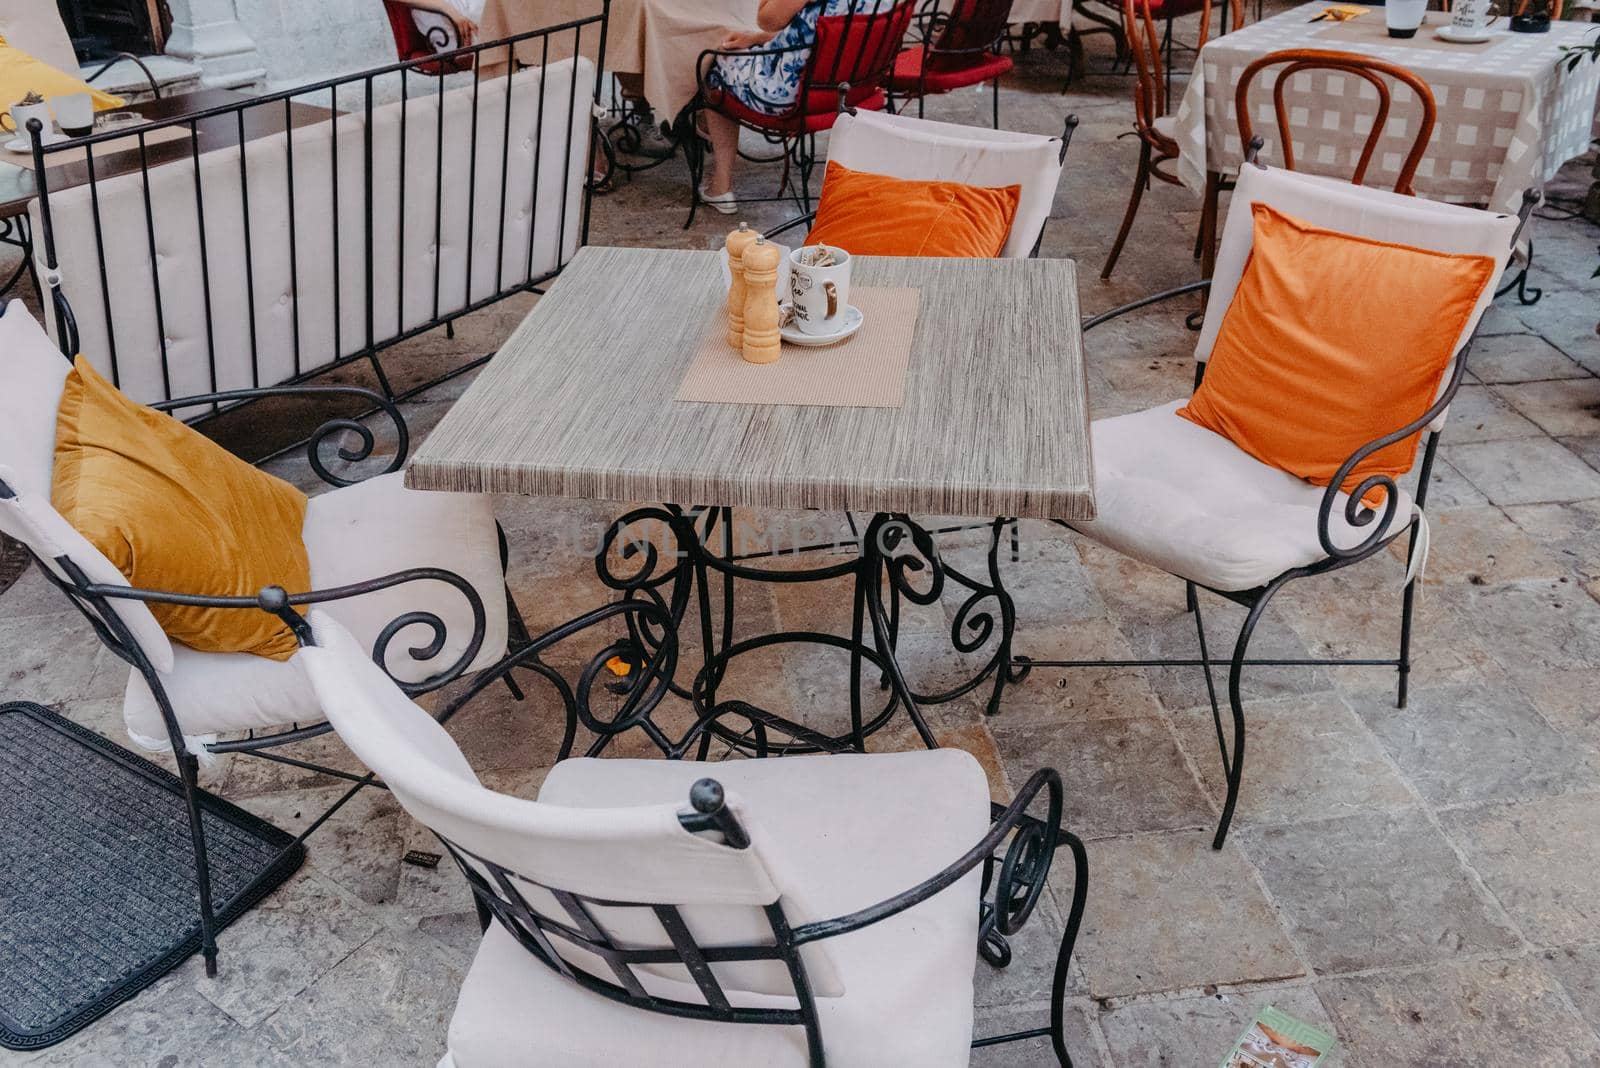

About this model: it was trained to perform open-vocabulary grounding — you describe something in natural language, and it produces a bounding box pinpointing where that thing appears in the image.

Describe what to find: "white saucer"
[781,305,863,347]
[1435,24,1495,42]
[3,136,35,152]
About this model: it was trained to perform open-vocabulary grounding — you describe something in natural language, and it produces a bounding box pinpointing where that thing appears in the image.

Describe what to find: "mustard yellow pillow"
[53,359,311,661]
[0,33,123,117]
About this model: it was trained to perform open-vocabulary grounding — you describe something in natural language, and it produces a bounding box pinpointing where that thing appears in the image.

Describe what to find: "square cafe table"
[408,245,1093,756]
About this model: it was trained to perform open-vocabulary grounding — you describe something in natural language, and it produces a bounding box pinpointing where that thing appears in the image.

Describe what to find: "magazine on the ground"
[1220,1006,1336,1068]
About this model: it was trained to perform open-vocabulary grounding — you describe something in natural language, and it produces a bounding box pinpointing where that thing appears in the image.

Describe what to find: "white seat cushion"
[123,473,508,745]
[1072,401,1414,593]
[445,750,991,1067]
[1152,115,1177,141]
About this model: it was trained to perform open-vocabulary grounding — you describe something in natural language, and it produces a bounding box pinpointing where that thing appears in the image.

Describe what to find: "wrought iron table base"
[583,506,1029,761]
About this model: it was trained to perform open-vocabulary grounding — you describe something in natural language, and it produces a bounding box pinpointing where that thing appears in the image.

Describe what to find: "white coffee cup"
[1451,0,1500,35]
[1,100,56,145]
[788,245,852,336]
[52,92,94,138]
[1385,0,1428,37]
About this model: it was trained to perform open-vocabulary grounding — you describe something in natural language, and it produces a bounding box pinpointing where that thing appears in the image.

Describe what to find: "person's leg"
[703,110,741,197]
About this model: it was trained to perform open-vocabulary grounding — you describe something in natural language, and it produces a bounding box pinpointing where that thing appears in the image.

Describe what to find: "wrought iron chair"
[0,296,678,977]
[886,0,1017,128]
[1101,0,1240,279]
[1036,162,1536,849]
[1198,49,1438,279]
[293,607,1090,1066]
[382,0,476,75]
[764,107,1077,258]
[686,0,917,227]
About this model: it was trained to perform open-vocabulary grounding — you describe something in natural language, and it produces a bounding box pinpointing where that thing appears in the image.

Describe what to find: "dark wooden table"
[0,89,336,219]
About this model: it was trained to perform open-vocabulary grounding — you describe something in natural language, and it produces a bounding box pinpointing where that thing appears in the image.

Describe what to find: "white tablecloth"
[1173,3,1600,212]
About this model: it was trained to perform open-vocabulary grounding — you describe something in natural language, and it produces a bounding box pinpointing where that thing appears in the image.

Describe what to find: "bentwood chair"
[295,608,1091,1066]
[0,298,674,976]
[1100,0,1240,279]
[1196,49,1438,278]
[1051,162,1533,849]
[886,0,1017,128]
[765,107,1076,258]
[687,0,917,227]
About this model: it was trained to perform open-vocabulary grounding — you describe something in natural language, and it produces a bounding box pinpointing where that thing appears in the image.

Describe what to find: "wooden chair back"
[1123,0,1241,146]
[1234,48,1436,194]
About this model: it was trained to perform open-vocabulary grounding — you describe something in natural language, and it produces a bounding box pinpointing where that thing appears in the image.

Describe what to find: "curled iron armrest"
[1316,337,1472,560]
[85,53,163,99]
[1080,278,1212,333]
[788,768,1078,946]
[82,565,486,695]
[764,212,816,240]
[152,385,409,487]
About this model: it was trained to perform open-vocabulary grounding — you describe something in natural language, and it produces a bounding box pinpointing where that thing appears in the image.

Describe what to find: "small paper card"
[1221,1007,1335,1068]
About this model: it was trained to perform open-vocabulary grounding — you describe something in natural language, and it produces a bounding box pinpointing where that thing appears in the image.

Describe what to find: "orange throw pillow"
[53,358,311,661]
[804,161,1020,258]
[1178,203,1495,507]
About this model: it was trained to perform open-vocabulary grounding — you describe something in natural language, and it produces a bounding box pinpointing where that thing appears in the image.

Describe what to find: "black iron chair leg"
[1101,140,1152,279]
[991,75,1001,129]
[1212,586,1277,849]
[177,751,222,977]
[1398,571,1416,709]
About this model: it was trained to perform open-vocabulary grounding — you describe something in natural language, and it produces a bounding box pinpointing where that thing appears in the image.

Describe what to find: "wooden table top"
[407,246,1095,521]
[0,89,336,219]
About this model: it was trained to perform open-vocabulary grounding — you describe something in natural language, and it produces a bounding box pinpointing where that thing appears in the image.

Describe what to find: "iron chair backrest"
[297,611,845,1063]
[822,108,1072,258]
[805,0,919,112]
[1233,49,1436,193]
[25,18,604,411]
[924,0,1017,65]
[1123,0,1238,145]
[382,0,476,75]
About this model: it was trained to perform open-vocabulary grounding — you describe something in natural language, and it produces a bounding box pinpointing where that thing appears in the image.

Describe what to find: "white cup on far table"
[52,92,94,138]
[1385,0,1428,37]
[1450,0,1501,36]
[1,100,56,146]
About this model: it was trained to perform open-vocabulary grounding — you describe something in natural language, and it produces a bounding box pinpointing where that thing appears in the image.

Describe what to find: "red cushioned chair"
[887,0,1016,128]
[688,0,917,227]
[381,0,474,76]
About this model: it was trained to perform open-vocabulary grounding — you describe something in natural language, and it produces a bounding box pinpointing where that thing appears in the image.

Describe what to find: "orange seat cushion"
[1178,203,1495,508]
[803,160,1020,258]
[53,359,311,661]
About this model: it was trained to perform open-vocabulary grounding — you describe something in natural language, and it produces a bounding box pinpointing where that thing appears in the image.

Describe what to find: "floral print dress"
[708,0,889,115]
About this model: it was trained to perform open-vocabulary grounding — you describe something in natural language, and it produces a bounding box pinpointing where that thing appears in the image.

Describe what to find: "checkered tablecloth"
[1173,3,1600,212]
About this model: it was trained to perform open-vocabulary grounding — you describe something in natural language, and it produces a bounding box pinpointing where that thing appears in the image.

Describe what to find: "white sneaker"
[699,187,738,215]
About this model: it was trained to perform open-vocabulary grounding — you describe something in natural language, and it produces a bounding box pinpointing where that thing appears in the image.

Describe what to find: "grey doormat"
[0,702,305,1051]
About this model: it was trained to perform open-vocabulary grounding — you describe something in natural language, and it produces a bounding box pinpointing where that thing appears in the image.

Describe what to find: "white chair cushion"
[1072,401,1414,592]
[123,473,507,744]
[0,301,70,497]
[445,750,990,1067]
[824,109,1065,259]
[1152,114,1177,141]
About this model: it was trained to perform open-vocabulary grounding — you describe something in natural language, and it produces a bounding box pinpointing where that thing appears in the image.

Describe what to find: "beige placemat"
[1312,14,1509,52]
[676,287,921,408]
[0,122,191,169]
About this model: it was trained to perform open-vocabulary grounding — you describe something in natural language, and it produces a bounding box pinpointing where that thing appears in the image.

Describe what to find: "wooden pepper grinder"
[740,236,782,365]
[725,222,757,349]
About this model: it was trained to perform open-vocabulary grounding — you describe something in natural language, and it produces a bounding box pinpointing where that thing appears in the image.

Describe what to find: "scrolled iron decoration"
[150,384,411,488]
[874,514,946,607]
